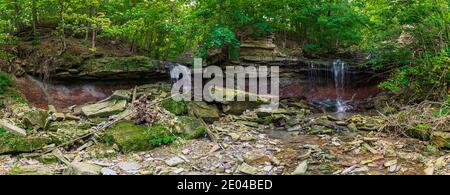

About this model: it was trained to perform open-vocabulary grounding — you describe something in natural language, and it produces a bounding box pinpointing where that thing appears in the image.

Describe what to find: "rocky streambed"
[3,33,449,175]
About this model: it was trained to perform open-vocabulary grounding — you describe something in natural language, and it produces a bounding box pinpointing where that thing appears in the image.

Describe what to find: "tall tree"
[31,0,38,47]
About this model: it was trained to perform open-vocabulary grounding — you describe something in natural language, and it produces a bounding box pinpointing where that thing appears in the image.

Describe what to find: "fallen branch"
[42,132,94,154]
[130,86,137,110]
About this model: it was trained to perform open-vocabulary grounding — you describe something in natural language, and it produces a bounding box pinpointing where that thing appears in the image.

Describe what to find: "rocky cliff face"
[238,34,298,66]
[15,37,168,80]
[21,54,166,80]
[52,56,164,80]
[239,35,278,58]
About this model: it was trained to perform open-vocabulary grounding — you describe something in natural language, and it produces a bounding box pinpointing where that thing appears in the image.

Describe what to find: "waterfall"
[332,59,346,113]
[27,75,50,101]
[165,62,192,93]
[308,63,316,89]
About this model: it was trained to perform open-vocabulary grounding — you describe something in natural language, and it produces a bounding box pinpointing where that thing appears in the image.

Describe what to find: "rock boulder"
[81,100,127,118]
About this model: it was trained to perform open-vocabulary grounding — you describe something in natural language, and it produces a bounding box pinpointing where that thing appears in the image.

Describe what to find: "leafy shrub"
[201,26,240,60]
[380,49,449,101]
[432,95,450,117]
[370,0,449,101]
[0,128,7,136]
[251,22,273,37]
[147,124,177,146]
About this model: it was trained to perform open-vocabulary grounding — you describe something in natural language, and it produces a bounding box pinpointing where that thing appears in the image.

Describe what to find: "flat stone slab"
[118,161,141,173]
[0,120,27,137]
[165,157,185,167]
[81,100,127,118]
[64,162,102,175]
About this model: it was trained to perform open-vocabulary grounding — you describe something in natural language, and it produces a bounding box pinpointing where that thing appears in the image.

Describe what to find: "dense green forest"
[1,0,450,176]
[0,0,448,101]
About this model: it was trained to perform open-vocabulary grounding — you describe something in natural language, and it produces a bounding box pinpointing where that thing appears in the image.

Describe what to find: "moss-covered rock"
[24,53,165,80]
[47,121,91,132]
[22,109,49,130]
[347,123,358,131]
[39,154,59,164]
[0,120,27,136]
[76,56,163,80]
[314,118,335,128]
[406,128,432,141]
[256,114,288,125]
[147,124,177,147]
[432,131,450,149]
[7,165,55,175]
[82,56,159,72]
[161,99,186,115]
[177,116,207,139]
[104,121,176,153]
[81,100,127,118]
[186,101,220,123]
[223,101,264,115]
[88,117,108,124]
[47,121,91,144]
[104,121,151,152]
[63,162,102,175]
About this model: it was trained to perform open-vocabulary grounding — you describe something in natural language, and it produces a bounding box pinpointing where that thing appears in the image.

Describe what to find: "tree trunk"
[85,5,91,42]
[32,0,38,47]
[59,0,66,55]
[163,1,176,61]
[90,7,96,50]
[91,28,96,49]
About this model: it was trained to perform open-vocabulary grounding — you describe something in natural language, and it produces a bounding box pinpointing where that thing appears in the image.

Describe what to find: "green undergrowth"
[0,72,11,94]
[161,99,186,115]
[104,121,177,152]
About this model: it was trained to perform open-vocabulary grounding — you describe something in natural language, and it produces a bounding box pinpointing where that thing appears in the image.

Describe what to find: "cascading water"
[332,59,347,113]
[306,59,352,114]
[27,75,51,102]
[308,63,317,89]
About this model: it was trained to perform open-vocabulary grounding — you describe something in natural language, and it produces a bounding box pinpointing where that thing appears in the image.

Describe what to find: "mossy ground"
[177,116,207,139]
[0,131,53,154]
[161,99,186,115]
[147,124,177,147]
[104,121,176,153]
